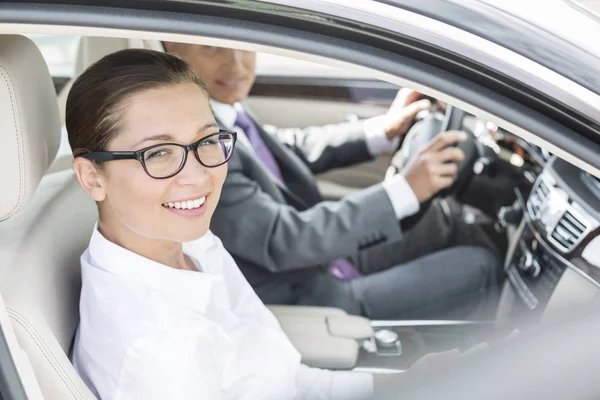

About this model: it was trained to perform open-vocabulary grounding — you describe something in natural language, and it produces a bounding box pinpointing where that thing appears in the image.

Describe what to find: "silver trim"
[582,171,600,193]
[352,367,406,374]
[371,320,493,328]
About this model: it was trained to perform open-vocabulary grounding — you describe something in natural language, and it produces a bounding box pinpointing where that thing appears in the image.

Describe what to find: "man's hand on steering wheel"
[402,130,467,203]
[383,89,435,140]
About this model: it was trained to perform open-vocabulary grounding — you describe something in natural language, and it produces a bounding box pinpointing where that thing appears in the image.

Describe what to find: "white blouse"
[72,226,374,400]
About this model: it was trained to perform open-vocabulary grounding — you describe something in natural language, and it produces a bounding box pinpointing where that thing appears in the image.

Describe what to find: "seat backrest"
[0,35,98,400]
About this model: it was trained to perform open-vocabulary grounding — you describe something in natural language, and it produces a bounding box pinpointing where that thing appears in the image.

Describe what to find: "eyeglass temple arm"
[82,151,138,161]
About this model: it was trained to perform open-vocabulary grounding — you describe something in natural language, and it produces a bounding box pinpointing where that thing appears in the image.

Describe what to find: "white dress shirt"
[210,100,419,220]
[73,226,374,400]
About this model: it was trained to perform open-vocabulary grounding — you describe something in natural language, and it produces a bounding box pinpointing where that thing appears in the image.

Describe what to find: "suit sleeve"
[211,158,403,273]
[269,120,374,174]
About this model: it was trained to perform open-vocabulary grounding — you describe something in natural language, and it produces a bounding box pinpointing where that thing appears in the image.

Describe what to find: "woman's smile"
[162,194,209,217]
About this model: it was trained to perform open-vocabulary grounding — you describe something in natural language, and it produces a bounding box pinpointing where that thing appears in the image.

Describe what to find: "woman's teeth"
[163,197,206,210]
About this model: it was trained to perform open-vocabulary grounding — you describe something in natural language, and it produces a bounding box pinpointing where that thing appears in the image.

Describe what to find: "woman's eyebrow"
[133,133,174,148]
[199,122,219,133]
[133,123,220,147]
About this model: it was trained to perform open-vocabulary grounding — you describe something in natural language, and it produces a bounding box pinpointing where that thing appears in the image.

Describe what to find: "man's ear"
[72,157,107,202]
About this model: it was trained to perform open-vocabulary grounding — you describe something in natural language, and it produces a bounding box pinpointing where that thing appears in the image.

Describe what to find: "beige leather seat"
[0,35,98,400]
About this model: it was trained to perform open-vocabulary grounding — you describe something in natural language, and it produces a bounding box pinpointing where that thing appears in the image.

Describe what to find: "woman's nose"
[175,150,208,185]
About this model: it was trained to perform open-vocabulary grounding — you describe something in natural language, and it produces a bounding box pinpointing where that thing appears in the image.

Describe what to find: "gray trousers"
[256,199,504,320]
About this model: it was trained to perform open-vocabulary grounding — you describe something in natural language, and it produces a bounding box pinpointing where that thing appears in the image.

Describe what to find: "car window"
[28,34,365,80]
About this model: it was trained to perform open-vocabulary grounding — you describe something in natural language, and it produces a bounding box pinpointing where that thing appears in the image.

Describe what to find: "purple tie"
[235,111,284,183]
[329,258,362,280]
[234,111,361,280]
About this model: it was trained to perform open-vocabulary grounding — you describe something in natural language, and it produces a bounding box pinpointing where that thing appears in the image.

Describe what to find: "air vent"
[550,211,588,252]
[529,180,550,216]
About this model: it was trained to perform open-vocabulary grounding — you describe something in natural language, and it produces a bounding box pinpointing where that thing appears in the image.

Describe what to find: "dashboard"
[502,156,600,320]
[528,165,599,255]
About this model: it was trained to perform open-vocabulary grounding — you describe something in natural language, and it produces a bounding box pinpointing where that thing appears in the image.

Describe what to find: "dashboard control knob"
[519,250,541,277]
[520,250,533,270]
[530,259,541,278]
[374,329,399,347]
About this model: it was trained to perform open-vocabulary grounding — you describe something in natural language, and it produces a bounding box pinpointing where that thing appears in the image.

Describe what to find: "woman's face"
[86,83,226,243]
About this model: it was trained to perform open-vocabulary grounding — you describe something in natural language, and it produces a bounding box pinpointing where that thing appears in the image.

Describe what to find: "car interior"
[1,31,600,400]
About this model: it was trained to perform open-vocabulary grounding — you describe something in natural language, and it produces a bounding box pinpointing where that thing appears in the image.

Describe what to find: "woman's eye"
[146,149,169,159]
[200,139,218,146]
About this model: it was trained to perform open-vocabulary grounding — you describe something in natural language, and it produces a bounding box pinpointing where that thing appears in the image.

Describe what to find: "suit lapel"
[244,108,322,206]
[236,137,292,193]
[215,114,311,209]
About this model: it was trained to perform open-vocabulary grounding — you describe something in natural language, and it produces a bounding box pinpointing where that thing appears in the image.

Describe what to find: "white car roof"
[478,0,600,58]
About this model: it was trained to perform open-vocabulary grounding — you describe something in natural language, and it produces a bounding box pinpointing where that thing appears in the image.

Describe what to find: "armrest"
[328,315,372,339]
[277,315,359,369]
[269,306,373,370]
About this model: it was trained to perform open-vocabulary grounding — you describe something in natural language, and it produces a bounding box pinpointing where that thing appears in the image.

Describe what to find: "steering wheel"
[387,103,480,229]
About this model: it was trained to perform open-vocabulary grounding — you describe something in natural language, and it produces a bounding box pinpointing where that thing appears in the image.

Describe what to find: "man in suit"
[164,43,503,320]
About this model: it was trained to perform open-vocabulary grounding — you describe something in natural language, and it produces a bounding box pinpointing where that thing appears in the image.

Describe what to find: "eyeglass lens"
[142,133,234,178]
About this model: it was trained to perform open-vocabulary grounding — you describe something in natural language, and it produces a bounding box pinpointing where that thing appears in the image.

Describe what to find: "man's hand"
[383,89,434,140]
[402,131,467,203]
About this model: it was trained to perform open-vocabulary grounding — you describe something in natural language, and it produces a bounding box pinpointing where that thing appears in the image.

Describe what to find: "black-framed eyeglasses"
[77,130,237,179]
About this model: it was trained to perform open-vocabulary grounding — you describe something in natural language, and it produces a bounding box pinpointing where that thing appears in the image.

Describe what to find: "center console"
[354,320,494,373]
[269,306,493,373]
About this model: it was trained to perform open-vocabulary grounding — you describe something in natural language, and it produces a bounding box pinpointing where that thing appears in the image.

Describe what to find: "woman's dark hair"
[66,48,209,157]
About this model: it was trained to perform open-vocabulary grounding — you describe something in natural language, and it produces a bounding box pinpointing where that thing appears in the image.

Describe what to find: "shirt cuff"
[364,115,399,156]
[330,370,374,400]
[381,174,420,220]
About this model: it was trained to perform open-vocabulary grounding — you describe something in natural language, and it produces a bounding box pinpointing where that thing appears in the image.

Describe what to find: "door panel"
[247,77,398,200]
[245,96,387,128]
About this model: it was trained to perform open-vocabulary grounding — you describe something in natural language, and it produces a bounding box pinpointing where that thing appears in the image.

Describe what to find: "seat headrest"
[0,35,60,221]
[74,37,164,78]
[74,37,132,77]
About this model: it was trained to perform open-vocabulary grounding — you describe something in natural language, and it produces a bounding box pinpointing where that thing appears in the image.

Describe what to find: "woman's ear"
[72,158,107,202]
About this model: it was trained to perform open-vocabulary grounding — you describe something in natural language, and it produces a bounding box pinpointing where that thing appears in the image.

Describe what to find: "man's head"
[164,42,256,105]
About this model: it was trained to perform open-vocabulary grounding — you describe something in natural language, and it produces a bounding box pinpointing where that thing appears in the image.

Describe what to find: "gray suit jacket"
[210,111,404,288]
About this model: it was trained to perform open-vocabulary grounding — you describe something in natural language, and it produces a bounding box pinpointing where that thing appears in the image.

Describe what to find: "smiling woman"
[68,49,227,247]
[64,47,376,400]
